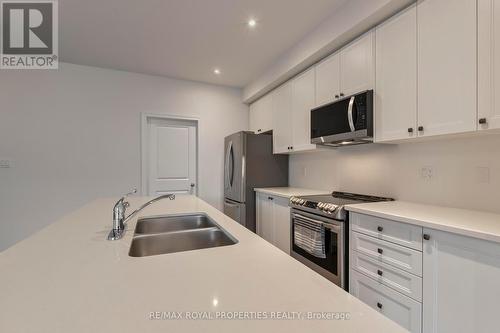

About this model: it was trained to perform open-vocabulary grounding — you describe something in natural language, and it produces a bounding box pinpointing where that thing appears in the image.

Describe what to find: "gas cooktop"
[290,191,394,220]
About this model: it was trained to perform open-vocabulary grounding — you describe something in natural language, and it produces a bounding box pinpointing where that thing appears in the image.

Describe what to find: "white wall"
[290,135,500,214]
[0,63,248,250]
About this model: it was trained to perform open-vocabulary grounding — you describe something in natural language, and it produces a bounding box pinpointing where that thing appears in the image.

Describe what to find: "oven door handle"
[293,213,340,233]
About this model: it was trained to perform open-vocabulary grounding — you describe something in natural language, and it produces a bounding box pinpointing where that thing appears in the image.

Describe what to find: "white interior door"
[145,117,197,196]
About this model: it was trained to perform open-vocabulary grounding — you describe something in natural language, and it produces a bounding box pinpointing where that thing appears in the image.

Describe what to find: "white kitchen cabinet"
[256,193,274,243]
[375,4,417,142]
[351,269,422,333]
[272,196,291,255]
[249,93,273,134]
[339,31,375,97]
[272,82,293,154]
[272,69,317,154]
[417,0,477,137]
[478,0,500,131]
[315,52,340,107]
[256,193,291,254]
[315,31,374,108]
[291,68,317,152]
[423,228,500,333]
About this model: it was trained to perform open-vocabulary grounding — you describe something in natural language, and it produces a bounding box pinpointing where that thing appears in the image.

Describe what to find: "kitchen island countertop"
[0,195,406,333]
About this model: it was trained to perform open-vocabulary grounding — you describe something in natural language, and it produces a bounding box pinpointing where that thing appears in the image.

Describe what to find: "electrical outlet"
[420,166,434,181]
[475,166,490,184]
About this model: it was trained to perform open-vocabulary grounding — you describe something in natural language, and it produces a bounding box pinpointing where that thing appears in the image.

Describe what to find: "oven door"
[290,209,344,288]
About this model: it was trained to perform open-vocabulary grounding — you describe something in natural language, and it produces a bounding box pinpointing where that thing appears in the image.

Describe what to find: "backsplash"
[289,134,500,213]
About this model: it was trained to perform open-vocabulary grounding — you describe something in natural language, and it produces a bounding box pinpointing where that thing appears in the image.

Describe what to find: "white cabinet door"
[339,31,375,97]
[291,68,317,152]
[423,229,500,333]
[478,0,500,130]
[375,5,417,142]
[249,100,261,133]
[351,269,422,333]
[315,52,341,107]
[417,0,477,137]
[249,93,274,134]
[272,196,291,254]
[256,193,274,243]
[272,82,293,154]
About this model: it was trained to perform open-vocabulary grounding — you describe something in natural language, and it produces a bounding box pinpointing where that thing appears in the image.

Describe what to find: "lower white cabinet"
[422,228,500,333]
[351,269,422,333]
[256,193,290,254]
[350,212,500,333]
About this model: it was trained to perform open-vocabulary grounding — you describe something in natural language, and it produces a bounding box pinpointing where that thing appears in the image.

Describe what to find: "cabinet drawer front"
[351,250,422,302]
[351,213,423,250]
[351,232,422,276]
[350,269,422,333]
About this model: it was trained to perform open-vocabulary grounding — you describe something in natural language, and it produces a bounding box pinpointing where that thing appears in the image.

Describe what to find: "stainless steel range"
[289,192,393,290]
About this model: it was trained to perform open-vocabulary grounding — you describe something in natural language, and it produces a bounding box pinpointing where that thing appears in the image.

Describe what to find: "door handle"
[225,141,233,189]
[347,96,356,132]
[224,200,238,208]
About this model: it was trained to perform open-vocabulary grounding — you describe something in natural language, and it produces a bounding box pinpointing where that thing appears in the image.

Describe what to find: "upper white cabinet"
[291,68,317,152]
[339,31,375,97]
[478,0,500,130]
[375,5,417,142]
[417,0,477,137]
[249,93,273,134]
[272,82,293,154]
[423,228,500,333]
[273,68,317,154]
[315,52,341,107]
[315,31,375,108]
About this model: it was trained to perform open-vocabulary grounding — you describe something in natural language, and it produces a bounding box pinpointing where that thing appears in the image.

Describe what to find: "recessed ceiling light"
[213,68,221,75]
[248,19,257,28]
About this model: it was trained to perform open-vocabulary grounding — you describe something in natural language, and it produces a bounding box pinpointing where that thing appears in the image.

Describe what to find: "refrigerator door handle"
[224,141,232,189]
[224,199,237,207]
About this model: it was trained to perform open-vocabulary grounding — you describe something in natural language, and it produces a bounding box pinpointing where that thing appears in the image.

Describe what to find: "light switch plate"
[0,159,11,168]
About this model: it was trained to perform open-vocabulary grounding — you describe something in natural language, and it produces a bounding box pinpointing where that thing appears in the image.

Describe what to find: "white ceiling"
[59,0,347,88]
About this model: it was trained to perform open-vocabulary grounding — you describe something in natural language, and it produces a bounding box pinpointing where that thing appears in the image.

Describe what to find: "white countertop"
[254,187,328,198]
[0,195,405,333]
[346,201,500,243]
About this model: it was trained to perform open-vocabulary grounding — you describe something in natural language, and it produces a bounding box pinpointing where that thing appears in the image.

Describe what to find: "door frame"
[140,113,200,196]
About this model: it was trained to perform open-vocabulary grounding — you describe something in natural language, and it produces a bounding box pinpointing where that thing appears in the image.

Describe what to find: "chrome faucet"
[107,189,176,240]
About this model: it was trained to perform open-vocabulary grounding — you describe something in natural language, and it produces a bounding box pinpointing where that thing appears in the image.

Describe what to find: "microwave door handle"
[347,96,356,132]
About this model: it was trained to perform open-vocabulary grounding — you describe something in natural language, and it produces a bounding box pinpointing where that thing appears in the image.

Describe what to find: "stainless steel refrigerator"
[223,131,288,232]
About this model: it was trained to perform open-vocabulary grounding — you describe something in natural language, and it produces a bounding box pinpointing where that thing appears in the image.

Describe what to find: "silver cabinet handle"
[347,96,355,132]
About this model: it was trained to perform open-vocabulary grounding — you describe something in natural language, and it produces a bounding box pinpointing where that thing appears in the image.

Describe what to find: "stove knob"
[290,197,296,203]
[299,199,306,205]
[318,202,324,209]
[328,205,336,213]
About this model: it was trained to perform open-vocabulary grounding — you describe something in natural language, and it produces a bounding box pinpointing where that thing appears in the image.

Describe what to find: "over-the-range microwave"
[310,90,373,147]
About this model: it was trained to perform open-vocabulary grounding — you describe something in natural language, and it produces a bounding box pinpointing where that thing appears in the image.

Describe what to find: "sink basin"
[129,228,237,257]
[134,213,216,234]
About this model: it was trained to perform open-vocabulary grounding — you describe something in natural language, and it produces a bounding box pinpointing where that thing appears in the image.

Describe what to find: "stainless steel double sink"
[129,213,237,257]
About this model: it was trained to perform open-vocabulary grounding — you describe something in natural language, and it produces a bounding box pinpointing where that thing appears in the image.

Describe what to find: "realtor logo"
[1,1,58,69]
